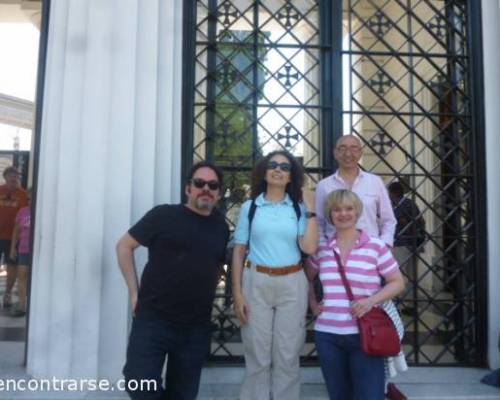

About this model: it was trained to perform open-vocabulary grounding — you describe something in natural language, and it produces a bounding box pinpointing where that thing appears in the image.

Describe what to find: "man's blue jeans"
[123,311,211,400]
[315,331,385,400]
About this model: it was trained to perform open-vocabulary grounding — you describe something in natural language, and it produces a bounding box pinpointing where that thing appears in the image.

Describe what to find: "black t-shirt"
[129,204,229,326]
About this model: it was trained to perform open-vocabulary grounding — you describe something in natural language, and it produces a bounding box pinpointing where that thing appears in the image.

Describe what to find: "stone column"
[483,0,500,369]
[27,0,184,380]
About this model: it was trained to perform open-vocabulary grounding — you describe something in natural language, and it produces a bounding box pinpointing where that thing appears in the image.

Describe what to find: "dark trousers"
[315,331,385,400]
[123,312,211,400]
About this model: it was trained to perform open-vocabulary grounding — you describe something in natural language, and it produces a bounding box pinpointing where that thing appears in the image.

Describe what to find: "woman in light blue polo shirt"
[232,150,319,400]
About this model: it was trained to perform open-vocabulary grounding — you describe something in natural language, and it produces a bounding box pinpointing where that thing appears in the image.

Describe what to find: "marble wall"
[483,0,500,370]
[28,0,184,380]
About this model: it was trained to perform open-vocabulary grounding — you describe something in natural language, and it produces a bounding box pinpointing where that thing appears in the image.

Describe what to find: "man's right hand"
[234,294,249,325]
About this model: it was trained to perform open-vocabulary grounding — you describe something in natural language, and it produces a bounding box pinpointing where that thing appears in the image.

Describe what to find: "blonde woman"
[307,189,404,400]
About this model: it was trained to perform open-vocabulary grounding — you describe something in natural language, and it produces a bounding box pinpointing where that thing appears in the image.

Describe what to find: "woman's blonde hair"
[324,189,363,225]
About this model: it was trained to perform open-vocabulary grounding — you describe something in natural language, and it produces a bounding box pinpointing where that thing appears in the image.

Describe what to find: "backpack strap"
[292,199,301,220]
[248,198,257,239]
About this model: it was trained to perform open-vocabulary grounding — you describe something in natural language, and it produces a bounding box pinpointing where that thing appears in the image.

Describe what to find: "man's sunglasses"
[267,161,292,172]
[190,178,222,191]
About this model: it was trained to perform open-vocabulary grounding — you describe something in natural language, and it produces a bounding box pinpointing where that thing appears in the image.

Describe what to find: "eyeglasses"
[336,145,362,154]
[267,161,292,172]
[190,178,222,191]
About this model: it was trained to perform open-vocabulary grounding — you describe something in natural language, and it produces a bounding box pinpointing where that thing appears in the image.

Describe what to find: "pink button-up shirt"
[315,170,396,246]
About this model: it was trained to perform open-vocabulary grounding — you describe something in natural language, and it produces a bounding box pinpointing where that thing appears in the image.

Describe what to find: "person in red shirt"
[0,167,28,308]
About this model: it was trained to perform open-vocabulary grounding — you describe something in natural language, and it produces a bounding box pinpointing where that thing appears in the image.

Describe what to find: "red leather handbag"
[334,252,401,357]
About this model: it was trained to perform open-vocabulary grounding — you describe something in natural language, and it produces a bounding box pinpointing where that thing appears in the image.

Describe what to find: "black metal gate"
[182,0,486,366]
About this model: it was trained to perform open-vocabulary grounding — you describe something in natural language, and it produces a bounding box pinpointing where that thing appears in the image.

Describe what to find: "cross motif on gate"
[277,125,299,148]
[217,60,238,87]
[369,71,392,95]
[370,131,394,155]
[217,1,239,28]
[367,10,392,37]
[214,310,238,341]
[277,64,299,88]
[427,16,447,40]
[277,2,300,29]
[217,120,236,147]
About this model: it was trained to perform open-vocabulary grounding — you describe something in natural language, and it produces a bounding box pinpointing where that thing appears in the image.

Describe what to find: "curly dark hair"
[250,150,304,203]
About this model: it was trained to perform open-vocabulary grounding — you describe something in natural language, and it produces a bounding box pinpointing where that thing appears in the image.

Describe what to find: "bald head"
[335,135,362,149]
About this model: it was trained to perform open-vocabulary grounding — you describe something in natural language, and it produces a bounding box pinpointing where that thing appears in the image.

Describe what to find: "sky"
[0,22,40,151]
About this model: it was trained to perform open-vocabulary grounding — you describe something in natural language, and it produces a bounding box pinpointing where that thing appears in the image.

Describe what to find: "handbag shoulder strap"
[333,251,355,302]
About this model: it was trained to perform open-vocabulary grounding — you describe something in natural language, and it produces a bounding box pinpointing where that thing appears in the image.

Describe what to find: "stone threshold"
[0,353,499,400]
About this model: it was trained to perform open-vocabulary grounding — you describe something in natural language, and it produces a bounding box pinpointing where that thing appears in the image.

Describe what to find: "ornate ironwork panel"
[183,0,485,366]
[343,0,483,365]
[187,0,324,364]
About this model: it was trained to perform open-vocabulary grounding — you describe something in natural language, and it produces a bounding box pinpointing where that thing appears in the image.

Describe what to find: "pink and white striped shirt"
[309,230,399,335]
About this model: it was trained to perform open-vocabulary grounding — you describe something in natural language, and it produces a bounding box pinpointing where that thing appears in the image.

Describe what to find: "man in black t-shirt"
[117,162,229,400]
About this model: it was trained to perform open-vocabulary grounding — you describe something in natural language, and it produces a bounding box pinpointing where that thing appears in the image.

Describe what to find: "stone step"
[0,365,498,399]
[195,367,500,400]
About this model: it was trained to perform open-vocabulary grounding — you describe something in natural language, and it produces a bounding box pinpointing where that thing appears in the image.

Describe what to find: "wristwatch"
[305,211,317,219]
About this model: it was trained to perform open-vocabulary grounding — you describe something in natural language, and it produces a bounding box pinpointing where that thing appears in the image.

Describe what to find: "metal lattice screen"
[342,0,481,365]
[183,0,484,366]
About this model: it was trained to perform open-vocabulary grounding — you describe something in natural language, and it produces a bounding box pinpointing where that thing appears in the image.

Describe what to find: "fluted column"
[28,0,184,380]
[483,0,500,369]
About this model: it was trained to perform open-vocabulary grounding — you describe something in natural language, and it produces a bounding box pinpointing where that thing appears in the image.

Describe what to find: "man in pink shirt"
[315,135,396,246]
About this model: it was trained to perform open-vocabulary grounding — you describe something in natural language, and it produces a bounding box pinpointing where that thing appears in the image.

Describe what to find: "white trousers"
[240,265,308,400]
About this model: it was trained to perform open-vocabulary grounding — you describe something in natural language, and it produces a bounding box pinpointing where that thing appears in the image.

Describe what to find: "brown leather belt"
[245,261,303,276]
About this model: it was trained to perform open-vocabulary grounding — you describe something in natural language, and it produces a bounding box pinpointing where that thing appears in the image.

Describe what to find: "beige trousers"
[240,264,308,400]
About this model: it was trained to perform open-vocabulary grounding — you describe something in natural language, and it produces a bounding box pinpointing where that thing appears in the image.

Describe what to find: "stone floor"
[195,367,500,400]
[0,268,27,344]
[1,268,499,399]
[0,340,499,400]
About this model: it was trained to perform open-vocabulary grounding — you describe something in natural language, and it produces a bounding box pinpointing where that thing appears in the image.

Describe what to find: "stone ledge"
[0,366,499,399]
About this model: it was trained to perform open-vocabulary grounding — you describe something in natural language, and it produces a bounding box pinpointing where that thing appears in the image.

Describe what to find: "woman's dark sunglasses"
[191,178,222,191]
[267,161,292,172]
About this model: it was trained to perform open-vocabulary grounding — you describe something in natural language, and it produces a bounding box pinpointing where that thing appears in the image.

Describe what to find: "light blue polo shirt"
[234,193,307,267]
